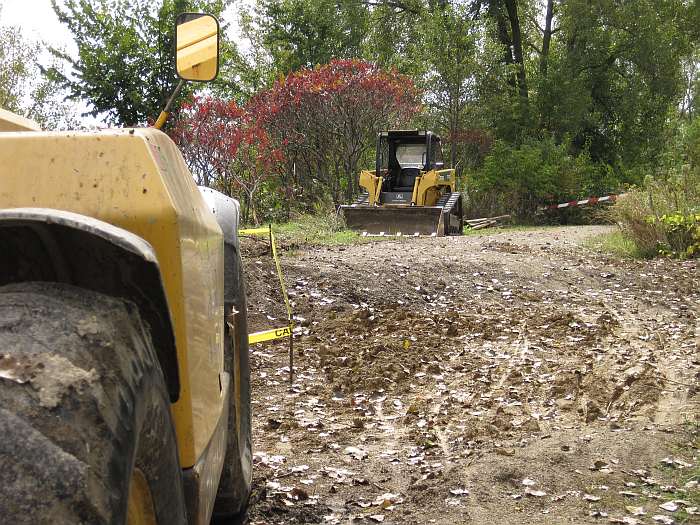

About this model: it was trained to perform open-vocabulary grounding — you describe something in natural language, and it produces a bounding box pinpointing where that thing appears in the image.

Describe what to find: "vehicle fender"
[197,186,242,313]
[198,186,240,249]
[0,207,179,401]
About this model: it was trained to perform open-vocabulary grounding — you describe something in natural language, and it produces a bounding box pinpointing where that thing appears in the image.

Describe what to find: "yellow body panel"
[0,128,224,468]
[176,34,217,80]
[412,168,456,206]
[0,108,41,132]
[358,169,381,205]
[358,167,456,206]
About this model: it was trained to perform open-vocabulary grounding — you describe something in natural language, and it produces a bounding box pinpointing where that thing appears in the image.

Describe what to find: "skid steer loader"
[340,130,463,236]
[0,13,251,525]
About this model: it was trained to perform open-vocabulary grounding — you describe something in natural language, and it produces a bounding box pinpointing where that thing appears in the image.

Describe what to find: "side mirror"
[175,13,219,82]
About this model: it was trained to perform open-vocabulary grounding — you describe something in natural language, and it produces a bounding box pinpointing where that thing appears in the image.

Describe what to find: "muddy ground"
[236,226,699,525]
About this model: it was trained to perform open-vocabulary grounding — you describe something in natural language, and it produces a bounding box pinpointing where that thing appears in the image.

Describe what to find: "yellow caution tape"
[239,224,294,345]
[270,229,293,322]
[248,325,293,344]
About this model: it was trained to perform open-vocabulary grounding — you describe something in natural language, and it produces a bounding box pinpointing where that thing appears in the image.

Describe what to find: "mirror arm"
[153,79,185,130]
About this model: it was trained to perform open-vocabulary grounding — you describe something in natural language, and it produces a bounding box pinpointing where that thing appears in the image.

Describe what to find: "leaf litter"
[241,226,699,524]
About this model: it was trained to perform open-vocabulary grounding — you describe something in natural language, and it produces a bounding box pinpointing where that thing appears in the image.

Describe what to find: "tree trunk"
[248,188,258,225]
[450,99,458,169]
[345,157,356,203]
[503,0,528,100]
[241,195,250,224]
[283,160,294,221]
[489,1,515,86]
[540,0,555,77]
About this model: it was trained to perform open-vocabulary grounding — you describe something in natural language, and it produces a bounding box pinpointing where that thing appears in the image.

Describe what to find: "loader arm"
[359,169,383,206]
[412,169,456,206]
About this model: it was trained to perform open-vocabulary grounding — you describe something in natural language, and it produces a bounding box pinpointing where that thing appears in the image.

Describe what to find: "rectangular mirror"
[175,13,219,82]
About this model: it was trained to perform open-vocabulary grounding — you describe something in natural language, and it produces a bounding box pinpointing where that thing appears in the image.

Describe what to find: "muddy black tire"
[214,248,253,517]
[0,282,187,524]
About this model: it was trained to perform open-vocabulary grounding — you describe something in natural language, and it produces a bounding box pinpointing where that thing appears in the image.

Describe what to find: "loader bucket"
[341,206,446,236]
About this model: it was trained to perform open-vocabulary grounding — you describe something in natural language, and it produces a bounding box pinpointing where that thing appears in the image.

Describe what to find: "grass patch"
[586,229,647,259]
[250,215,559,247]
[252,213,375,248]
[249,214,604,248]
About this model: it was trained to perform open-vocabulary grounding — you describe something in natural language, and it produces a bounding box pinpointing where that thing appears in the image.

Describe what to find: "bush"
[464,137,623,219]
[464,138,575,217]
[611,168,700,258]
[654,213,700,258]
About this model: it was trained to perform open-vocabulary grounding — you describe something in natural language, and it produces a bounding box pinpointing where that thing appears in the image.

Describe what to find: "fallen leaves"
[525,489,547,498]
[658,501,678,512]
[372,492,404,509]
[661,457,693,469]
[625,506,645,516]
[344,446,369,460]
[289,487,309,501]
[608,517,640,524]
[243,229,699,524]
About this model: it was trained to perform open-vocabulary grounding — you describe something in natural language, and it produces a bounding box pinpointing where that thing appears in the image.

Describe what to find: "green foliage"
[587,230,644,259]
[653,213,700,258]
[270,212,373,248]
[0,8,78,130]
[685,116,700,167]
[24,57,81,130]
[419,3,477,167]
[253,0,368,75]
[0,23,36,113]
[539,0,692,167]
[212,0,700,225]
[467,137,588,217]
[362,0,425,77]
[48,0,232,126]
[611,161,700,259]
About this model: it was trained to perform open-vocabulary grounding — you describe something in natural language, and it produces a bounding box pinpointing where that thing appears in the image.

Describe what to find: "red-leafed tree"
[170,96,282,223]
[171,60,419,222]
[248,59,421,207]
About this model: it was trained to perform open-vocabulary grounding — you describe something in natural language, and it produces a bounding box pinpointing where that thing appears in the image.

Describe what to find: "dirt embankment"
[238,226,699,525]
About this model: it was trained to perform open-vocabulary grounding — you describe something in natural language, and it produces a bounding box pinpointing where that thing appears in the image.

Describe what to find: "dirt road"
[239,226,698,524]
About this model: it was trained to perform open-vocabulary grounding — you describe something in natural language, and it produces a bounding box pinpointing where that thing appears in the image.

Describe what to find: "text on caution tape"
[248,325,293,344]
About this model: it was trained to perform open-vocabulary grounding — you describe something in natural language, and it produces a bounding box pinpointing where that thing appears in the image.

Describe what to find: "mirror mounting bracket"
[154,80,184,130]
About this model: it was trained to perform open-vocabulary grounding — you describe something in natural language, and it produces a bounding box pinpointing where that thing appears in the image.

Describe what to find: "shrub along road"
[237,226,698,525]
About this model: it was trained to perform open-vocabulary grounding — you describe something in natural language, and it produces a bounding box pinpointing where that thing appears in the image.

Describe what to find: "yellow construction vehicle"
[0,13,251,524]
[341,130,463,236]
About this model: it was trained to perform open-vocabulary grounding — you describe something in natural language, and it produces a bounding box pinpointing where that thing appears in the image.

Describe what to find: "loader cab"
[377,130,445,192]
